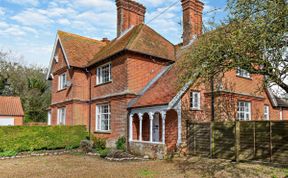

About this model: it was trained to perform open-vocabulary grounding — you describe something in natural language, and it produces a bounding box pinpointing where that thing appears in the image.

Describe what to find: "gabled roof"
[0,96,24,116]
[57,31,106,67]
[131,64,179,108]
[88,24,176,66]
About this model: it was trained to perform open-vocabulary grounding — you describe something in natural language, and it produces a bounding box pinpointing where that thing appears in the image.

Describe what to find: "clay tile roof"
[57,30,106,68]
[0,96,24,116]
[275,97,288,108]
[88,24,176,66]
[131,64,179,108]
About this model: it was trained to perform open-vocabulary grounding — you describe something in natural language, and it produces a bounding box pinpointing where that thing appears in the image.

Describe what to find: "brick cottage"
[47,0,288,157]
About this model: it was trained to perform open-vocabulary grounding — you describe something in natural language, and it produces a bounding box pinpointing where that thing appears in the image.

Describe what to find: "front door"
[153,114,160,142]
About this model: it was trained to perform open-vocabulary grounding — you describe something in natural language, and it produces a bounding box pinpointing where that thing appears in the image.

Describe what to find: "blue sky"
[0,0,227,67]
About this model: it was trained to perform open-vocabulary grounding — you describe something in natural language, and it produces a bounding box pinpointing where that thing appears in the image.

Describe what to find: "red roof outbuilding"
[0,96,24,116]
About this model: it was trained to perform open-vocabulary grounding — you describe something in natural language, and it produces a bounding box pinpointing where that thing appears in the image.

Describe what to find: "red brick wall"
[127,55,167,93]
[181,70,284,123]
[165,109,178,152]
[90,98,129,146]
[90,55,128,99]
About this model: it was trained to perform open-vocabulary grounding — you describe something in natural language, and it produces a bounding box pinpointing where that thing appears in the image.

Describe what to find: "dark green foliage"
[178,0,288,94]
[98,148,110,158]
[0,126,88,152]
[116,136,126,151]
[92,137,106,151]
[0,50,51,123]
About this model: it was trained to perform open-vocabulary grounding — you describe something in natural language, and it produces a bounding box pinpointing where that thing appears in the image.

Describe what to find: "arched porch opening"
[142,113,150,141]
[132,113,140,140]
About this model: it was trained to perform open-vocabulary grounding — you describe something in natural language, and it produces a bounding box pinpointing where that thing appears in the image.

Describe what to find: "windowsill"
[57,88,67,92]
[94,130,112,134]
[236,75,252,80]
[95,81,112,87]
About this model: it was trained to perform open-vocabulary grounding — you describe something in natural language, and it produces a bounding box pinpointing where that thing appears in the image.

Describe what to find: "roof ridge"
[126,24,144,49]
[57,30,104,44]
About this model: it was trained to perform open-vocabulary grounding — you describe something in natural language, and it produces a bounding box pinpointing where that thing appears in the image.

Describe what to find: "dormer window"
[236,67,250,78]
[58,73,67,90]
[96,63,112,85]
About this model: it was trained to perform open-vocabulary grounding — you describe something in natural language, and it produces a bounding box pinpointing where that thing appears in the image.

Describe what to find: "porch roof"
[130,64,179,108]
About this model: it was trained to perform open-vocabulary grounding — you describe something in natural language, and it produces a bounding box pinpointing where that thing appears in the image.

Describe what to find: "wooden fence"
[187,121,288,164]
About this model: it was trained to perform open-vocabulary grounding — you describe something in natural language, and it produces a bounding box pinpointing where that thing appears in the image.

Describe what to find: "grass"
[138,169,159,177]
[0,154,287,178]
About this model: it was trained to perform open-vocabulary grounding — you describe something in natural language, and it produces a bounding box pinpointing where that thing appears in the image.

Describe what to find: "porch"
[128,106,182,159]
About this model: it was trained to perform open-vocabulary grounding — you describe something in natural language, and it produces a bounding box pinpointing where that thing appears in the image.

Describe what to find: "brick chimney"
[116,0,146,37]
[181,0,204,46]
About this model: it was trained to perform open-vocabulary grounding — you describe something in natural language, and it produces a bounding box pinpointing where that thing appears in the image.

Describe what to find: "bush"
[116,136,126,151]
[98,148,110,158]
[0,125,88,152]
[0,150,17,157]
[80,140,93,153]
[92,137,106,151]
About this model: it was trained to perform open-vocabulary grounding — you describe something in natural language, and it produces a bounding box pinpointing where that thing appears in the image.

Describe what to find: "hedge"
[0,125,88,152]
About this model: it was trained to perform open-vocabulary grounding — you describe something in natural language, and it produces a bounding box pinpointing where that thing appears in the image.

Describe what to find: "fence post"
[193,123,196,155]
[269,121,273,162]
[210,121,214,158]
[253,121,256,159]
[235,120,240,162]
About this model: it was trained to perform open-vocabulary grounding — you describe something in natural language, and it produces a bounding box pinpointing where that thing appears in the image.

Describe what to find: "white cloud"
[57,18,71,25]
[74,0,114,9]
[0,7,6,16]
[11,9,53,26]
[138,0,170,7]
[6,0,39,6]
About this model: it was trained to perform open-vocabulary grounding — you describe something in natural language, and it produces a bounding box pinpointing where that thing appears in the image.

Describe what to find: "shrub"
[116,136,126,151]
[92,137,106,151]
[80,140,93,153]
[98,148,110,158]
[0,125,88,152]
[0,150,17,157]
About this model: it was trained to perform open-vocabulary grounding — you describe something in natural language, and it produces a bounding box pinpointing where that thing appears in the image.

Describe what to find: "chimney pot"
[102,37,110,43]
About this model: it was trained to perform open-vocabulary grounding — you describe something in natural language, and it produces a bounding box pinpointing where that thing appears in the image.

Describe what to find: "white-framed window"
[236,67,250,78]
[96,63,112,85]
[264,105,270,120]
[58,73,67,90]
[96,104,111,132]
[237,101,251,121]
[190,91,201,110]
[47,111,51,126]
[57,107,66,125]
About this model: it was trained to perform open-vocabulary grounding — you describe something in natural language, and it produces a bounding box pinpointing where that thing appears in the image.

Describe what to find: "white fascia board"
[46,34,70,80]
[168,80,193,109]
[266,87,278,107]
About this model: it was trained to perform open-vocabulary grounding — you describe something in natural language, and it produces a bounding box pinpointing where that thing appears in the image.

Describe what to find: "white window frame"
[264,105,270,120]
[58,73,67,90]
[96,104,111,132]
[48,111,52,125]
[236,67,250,78]
[96,63,112,85]
[237,101,251,121]
[190,91,201,110]
[57,107,66,125]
